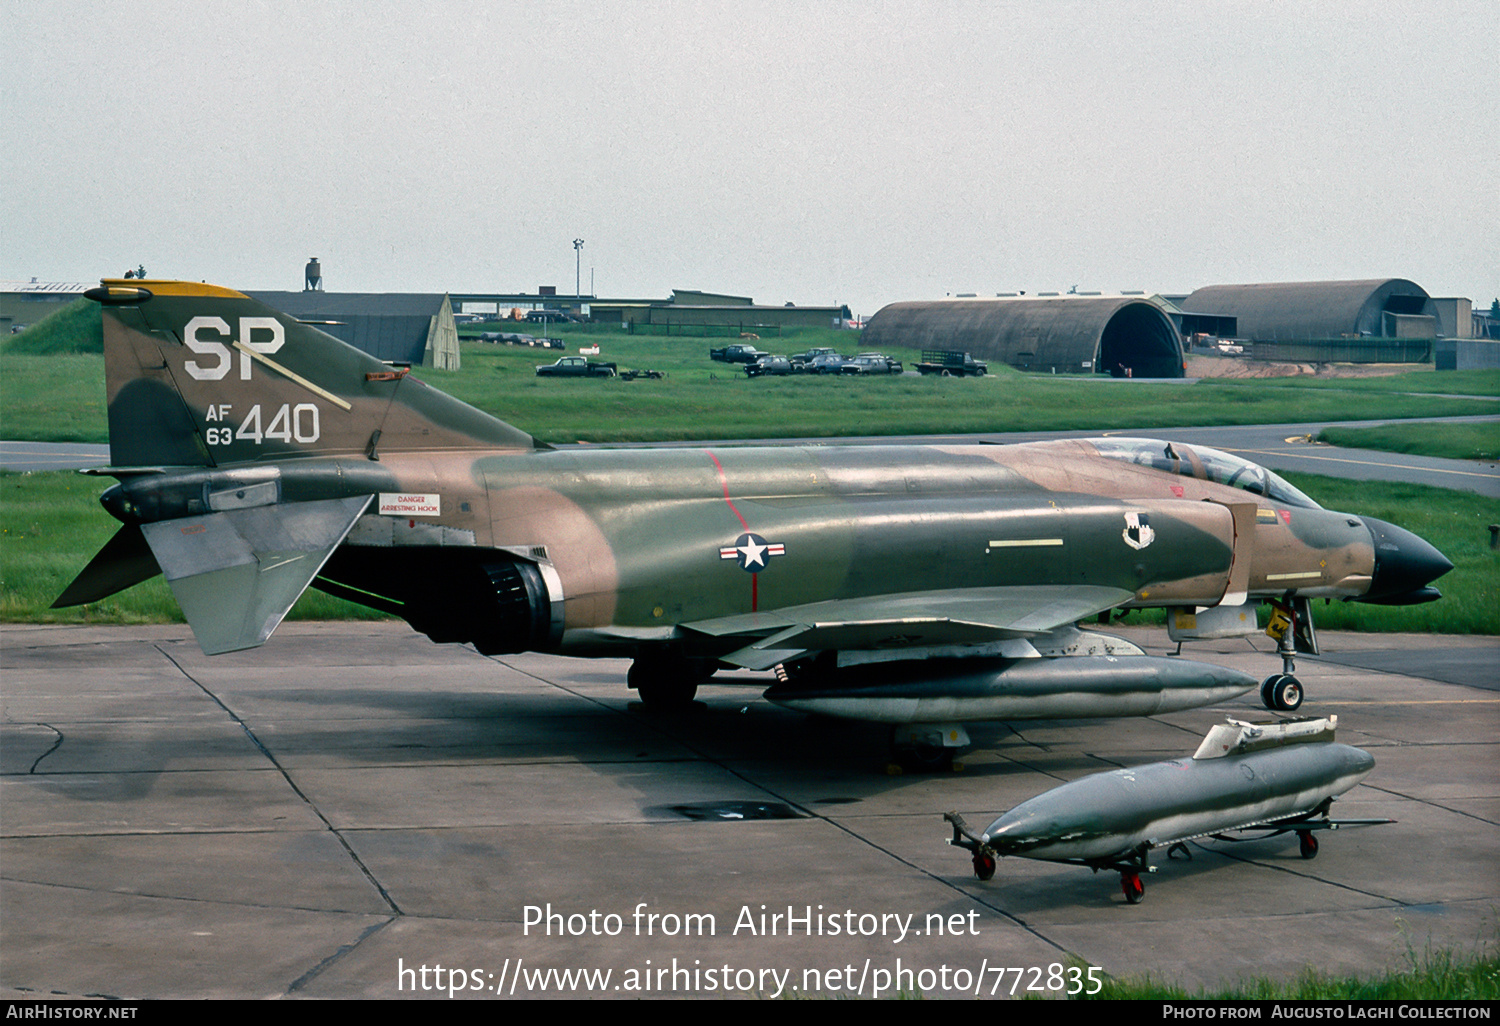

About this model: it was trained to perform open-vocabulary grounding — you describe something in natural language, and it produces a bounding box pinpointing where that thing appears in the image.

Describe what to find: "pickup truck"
[914,350,988,376]
[536,356,618,378]
[709,343,769,363]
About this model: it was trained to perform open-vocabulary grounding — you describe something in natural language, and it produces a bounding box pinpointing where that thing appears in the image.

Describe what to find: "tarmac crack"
[286,917,396,995]
[0,872,393,918]
[20,721,64,772]
[153,644,405,917]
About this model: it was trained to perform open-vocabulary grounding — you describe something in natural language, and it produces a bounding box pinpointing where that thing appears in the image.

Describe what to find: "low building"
[1,280,90,335]
[589,289,852,335]
[1429,298,1473,338]
[246,291,461,370]
[1434,339,1500,370]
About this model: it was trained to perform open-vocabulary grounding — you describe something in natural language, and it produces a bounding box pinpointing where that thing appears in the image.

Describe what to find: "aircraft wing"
[682,584,1135,670]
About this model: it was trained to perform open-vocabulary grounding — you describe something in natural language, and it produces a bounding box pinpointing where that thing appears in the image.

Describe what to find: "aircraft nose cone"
[1360,516,1453,602]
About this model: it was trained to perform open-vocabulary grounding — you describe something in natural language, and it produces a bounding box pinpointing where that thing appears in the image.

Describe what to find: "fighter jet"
[56,281,1451,760]
[945,715,1394,902]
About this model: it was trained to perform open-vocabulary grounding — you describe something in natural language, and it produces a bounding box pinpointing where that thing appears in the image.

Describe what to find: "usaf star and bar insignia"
[720,532,786,572]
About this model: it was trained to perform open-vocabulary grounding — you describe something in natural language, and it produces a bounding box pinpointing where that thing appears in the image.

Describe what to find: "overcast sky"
[3,0,1495,317]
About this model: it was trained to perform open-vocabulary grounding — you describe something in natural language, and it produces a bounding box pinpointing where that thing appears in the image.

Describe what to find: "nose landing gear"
[1261,596,1314,712]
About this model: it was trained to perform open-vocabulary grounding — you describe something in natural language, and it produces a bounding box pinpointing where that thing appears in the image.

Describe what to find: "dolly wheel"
[1298,830,1319,860]
[973,853,996,881]
[1122,872,1144,904]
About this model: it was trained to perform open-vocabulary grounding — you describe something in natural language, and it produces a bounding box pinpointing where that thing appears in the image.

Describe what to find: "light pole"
[573,238,584,301]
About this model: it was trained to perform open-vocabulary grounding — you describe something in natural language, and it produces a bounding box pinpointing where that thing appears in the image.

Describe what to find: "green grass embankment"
[1318,422,1500,462]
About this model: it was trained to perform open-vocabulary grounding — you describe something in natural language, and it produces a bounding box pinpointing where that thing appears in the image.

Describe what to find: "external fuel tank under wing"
[55,280,1451,750]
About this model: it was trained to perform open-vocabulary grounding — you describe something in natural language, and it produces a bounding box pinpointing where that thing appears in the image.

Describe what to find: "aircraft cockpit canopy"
[1089,438,1322,509]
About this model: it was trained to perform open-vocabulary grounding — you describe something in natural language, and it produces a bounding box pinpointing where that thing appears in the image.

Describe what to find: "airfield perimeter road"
[1,621,1496,1000]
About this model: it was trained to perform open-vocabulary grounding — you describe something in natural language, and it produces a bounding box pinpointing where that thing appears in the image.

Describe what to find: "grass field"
[1318,422,1500,461]
[4,466,1494,634]
[6,324,1497,445]
[1084,935,1499,1000]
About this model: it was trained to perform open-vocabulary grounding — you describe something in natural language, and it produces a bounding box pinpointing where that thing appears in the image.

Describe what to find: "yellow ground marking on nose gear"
[231,341,352,410]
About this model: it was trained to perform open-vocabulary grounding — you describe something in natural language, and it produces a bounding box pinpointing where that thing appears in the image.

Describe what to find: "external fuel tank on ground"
[946,716,1392,903]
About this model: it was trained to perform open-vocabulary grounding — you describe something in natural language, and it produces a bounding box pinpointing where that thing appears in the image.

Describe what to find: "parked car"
[804,353,853,374]
[745,355,793,377]
[535,356,617,378]
[788,347,837,371]
[842,354,903,375]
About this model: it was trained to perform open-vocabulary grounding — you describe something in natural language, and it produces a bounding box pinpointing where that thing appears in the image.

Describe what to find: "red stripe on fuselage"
[705,450,757,610]
[704,450,750,532]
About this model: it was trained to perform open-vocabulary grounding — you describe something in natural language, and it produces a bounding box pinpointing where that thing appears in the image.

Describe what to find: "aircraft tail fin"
[88,280,537,469]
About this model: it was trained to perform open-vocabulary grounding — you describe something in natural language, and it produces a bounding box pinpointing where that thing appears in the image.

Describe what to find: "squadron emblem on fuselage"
[1122,512,1155,550]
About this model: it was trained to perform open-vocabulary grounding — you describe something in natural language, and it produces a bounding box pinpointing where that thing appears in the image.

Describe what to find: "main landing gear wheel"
[1121,872,1145,904]
[628,659,700,710]
[1260,673,1304,712]
[1298,830,1319,860]
[973,853,996,881]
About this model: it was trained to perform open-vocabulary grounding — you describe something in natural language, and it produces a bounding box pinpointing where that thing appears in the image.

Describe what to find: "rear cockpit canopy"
[1088,438,1321,509]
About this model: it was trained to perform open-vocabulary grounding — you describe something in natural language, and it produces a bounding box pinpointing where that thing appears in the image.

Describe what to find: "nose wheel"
[1260,673,1304,712]
[1261,596,1308,711]
[973,853,996,881]
[1121,871,1144,904]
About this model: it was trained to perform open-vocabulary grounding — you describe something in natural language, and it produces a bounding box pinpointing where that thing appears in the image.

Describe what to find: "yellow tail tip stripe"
[99,279,248,299]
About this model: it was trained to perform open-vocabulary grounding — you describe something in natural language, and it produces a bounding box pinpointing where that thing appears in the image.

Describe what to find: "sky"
[3,0,1496,318]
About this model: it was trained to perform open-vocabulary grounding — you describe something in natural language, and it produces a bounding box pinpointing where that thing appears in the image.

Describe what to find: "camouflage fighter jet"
[56,281,1452,760]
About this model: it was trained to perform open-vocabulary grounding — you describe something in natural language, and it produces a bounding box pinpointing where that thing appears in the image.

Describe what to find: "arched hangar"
[1178,279,1434,340]
[862,295,1185,377]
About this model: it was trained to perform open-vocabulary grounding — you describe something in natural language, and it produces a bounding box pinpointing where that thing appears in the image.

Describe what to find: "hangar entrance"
[1097,302,1184,378]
